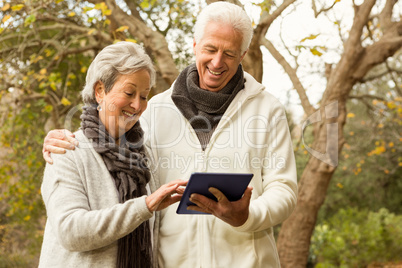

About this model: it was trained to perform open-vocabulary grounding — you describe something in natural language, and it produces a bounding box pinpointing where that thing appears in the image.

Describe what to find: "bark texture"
[90,0,180,95]
[276,0,402,266]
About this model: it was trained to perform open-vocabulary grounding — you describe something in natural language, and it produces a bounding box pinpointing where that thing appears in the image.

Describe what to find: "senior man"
[43,2,297,267]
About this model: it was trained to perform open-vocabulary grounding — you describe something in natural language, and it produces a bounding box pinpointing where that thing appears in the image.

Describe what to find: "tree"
[0,0,401,266]
[321,52,402,220]
[0,0,197,264]
[272,1,402,266]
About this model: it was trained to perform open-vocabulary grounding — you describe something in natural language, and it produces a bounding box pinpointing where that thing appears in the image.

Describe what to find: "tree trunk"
[104,0,179,95]
[276,0,401,265]
[277,99,347,267]
[242,38,263,82]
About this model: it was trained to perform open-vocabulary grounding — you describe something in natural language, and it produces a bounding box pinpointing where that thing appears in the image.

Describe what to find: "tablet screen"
[176,172,253,214]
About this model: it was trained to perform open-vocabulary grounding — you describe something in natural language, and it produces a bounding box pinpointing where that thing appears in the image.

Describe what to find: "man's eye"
[125,92,133,96]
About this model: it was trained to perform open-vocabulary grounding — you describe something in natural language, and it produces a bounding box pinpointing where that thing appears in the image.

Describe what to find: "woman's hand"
[43,129,79,164]
[146,180,187,212]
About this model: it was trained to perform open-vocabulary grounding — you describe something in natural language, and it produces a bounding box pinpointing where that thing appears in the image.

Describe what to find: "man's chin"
[201,81,225,92]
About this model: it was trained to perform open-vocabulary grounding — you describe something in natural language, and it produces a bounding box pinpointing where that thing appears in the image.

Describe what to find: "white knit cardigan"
[39,130,159,268]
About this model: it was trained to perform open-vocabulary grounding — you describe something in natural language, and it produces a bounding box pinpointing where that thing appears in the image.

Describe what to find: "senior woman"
[39,41,186,268]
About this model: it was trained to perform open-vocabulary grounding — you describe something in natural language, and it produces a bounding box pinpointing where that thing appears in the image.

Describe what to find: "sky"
[243,0,355,121]
[240,0,400,122]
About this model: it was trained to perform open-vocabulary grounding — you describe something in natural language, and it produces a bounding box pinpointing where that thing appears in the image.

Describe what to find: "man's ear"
[193,38,197,55]
[94,81,105,103]
[240,49,248,62]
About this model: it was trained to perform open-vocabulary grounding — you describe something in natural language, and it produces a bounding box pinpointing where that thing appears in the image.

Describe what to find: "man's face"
[193,21,247,92]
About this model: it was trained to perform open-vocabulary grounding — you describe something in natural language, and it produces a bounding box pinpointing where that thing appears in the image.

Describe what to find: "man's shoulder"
[242,72,282,105]
[141,87,176,124]
[148,87,174,104]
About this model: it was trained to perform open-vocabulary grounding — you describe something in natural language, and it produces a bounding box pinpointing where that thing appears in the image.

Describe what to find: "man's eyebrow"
[203,43,237,55]
[203,44,217,50]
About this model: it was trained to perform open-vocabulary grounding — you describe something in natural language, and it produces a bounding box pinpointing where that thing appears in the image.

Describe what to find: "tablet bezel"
[176,172,253,215]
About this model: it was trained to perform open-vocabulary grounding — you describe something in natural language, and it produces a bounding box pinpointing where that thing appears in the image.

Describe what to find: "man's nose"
[211,52,224,68]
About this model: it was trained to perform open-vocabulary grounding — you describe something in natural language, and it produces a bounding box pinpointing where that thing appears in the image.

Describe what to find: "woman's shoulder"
[51,129,95,162]
[73,129,88,142]
[72,129,96,152]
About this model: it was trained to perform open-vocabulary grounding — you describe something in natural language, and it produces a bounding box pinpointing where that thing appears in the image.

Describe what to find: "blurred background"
[0,0,401,267]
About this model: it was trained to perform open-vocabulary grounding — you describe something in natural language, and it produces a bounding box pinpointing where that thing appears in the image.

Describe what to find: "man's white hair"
[194,2,253,54]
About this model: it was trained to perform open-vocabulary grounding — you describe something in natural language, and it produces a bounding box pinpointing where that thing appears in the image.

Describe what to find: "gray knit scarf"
[80,105,152,268]
[171,63,245,150]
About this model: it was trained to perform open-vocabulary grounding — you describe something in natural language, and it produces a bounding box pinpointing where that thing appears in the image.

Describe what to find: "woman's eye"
[125,92,133,96]
[141,96,147,100]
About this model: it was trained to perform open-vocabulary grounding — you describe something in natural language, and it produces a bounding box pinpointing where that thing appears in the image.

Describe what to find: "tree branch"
[354,22,402,80]
[311,0,338,18]
[260,37,315,115]
[379,0,397,31]
[123,0,143,21]
[206,0,244,6]
[349,94,386,101]
[255,0,297,40]
[343,0,376,63]
[104,0,178,86]
[322,0,377,103]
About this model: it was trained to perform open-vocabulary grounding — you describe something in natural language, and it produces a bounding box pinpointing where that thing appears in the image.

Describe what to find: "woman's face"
[96,69,151,139]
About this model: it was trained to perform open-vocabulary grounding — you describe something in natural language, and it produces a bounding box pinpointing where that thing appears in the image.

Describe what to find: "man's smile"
[207,67,224,76]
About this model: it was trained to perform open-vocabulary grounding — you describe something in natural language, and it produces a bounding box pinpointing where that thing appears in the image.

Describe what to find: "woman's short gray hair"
[81,41,156,105]
[194,2,253,54]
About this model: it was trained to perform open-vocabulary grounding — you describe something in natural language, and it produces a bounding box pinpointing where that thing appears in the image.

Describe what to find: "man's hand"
[146,180,187,212]
[43,129,78,164]
[187,186,253,227]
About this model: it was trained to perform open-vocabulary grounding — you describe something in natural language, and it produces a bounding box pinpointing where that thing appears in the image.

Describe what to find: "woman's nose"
[130,97,141,111]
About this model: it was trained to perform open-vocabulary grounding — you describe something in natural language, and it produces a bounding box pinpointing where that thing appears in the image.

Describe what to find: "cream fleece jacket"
[140,72,298,268]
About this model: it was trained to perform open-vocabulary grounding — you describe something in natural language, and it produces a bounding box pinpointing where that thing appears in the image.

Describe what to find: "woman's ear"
[94,81,105,103]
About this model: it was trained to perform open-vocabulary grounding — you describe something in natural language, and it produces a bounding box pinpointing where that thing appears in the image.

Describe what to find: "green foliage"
[0,1,93,263]
[307,54,402,267]
[135,0,197,70]
[0,104,47,266]
[293,53,402,266]
[0,0,400,266]
[319,55,402,222]
[0,0,197,264]
[0,255,31,268]
[310,208,402,267]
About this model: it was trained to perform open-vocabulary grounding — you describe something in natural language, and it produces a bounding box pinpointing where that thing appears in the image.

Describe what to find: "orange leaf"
[2,3,10,11]
[116,26,129,32]
[2,14,11,23]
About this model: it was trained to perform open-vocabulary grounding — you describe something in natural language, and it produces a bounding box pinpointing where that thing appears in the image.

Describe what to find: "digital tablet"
[176,172,253,215]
